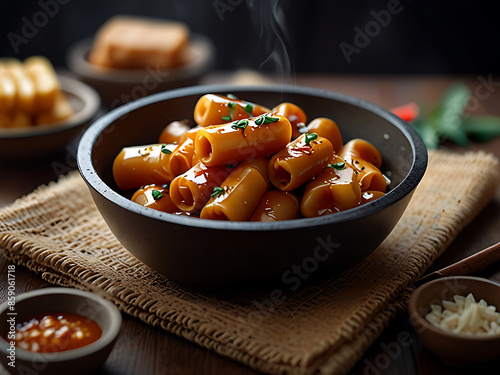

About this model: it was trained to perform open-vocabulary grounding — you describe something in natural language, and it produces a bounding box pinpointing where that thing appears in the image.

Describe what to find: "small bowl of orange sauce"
[0,287,121,374]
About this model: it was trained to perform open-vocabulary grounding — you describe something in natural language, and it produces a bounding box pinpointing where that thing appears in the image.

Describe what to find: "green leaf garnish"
[461,116,500,142]
[263,115,279,124]
[244,103,253,116]
[211,187,225,197]
[221,116,231,122]
[151,190,163,200]
[160,144,172,154]
[228,102,236,119]
[305,133,318,145]
[430,83,470,147]
[406,82,500,149]
[328,162,346,170]
[231,119,249,131]
[254,114,279,126]
[411,118,440,149]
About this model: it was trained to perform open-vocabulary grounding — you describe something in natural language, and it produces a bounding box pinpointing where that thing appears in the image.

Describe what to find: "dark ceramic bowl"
[66,35,215,106]
[408,276,500,366]
[77,85,427,289]
[0,76,100,160]
[0,287,122,375]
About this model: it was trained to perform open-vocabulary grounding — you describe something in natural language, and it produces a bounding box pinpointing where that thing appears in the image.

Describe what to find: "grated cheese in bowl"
[425,293,500,335]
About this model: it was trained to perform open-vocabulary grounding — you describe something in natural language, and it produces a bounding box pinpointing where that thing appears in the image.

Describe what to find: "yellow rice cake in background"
[24,56,60,112]
[0,56,73,128]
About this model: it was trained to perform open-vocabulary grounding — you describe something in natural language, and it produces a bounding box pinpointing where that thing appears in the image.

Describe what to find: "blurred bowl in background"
[66,35,215,107]
[0,76,100,161]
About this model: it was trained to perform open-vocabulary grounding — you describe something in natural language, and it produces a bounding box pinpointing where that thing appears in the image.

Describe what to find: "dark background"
[0,0,499,75]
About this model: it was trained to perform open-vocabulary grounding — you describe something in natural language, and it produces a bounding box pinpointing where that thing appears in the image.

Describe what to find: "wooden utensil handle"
[438,240,500,277]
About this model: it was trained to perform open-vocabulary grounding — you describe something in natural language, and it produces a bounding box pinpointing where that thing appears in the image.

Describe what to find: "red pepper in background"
[390,102,419,122]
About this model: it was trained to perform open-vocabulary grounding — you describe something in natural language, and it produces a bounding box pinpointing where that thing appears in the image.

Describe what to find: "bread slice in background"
[89,16,190,70]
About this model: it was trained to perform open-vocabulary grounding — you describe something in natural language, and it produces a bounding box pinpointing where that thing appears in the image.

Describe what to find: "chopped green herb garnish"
[228,102,236,119]
[254,114,279,126]
[328,162,346,170]
[304,133,318,145]
[231,119,249,131]
[244,103,253,116]
[211,186,225,197]
[151,190,163,200]
[263,115,279,124]
[161,144,172,154]
[227,93,238,100]
[221,116,231,121]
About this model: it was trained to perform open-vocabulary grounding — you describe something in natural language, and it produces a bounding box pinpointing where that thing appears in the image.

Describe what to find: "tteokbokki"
[113,94,389,221]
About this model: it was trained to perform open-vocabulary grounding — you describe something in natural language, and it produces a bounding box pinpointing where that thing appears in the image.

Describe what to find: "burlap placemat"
[1,150,499,374]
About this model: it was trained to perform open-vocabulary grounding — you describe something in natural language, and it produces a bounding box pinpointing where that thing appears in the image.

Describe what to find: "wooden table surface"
[1,73,500,375]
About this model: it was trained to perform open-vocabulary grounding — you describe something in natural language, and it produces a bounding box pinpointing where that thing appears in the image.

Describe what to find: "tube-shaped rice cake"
[352,158,387,192]
[5,60,36,114]
[339,139,386,191]
[306,117,343,152]
[272,102,306,139]
[24,56,59,112]
[250,190,299,221]
[193,94,270,127]
[113,143,177,190]
[268,133,333,192]
[361,190,386,205]
[169,127,200,175]
[8,112,31,128]
[339,138,382,168]
[195,114,292,166]
[0,68,17,113]
[169,162,232,213]
[158,120,191,144]
[131,185,178,213]
[200,157,269,221]
[300,155,361,217]
[35,92,74,125]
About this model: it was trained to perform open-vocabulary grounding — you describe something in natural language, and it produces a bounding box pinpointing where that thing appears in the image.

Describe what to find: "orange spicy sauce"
[10,313,102,353]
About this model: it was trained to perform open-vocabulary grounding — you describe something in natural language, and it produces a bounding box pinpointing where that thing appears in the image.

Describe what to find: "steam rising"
[247,0,296,86]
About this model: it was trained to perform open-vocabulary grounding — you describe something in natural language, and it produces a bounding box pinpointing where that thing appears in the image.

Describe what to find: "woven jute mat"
[1,150,499,374]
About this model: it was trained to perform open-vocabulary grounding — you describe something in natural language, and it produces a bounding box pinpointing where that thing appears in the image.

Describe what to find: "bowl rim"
[0,287,122,362]
[77,84,428,231]
[408,276,500,342]
[66,34,215,83]
[0,76,100,139]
